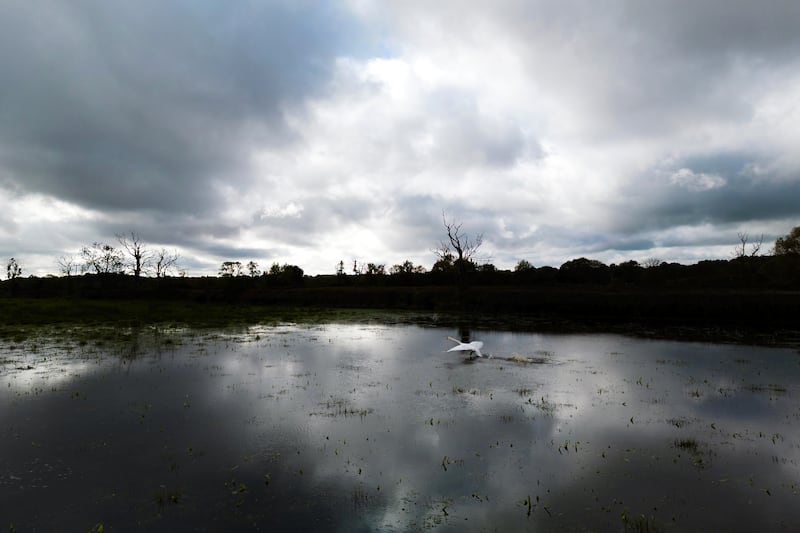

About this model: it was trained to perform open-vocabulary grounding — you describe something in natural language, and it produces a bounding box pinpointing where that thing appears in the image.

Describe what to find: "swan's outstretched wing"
[447,341,484,357]
[447,343,471,352]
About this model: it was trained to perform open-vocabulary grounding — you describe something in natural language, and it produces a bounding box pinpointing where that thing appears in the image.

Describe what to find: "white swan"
[446,336,486,358]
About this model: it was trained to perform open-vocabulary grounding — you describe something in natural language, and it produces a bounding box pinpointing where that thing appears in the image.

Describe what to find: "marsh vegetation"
[1,322,799,531]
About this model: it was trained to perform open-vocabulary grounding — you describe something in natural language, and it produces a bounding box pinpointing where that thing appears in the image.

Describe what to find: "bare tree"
[81,242,125,274]
[433,213,483,277]
[733,232,763,258]
[117,232,150,278]
[153,248,179,278]
[57,254,78,276]
[641,257,662,269]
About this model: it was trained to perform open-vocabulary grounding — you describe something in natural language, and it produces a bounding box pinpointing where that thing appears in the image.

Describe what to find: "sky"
[2,0,799,277]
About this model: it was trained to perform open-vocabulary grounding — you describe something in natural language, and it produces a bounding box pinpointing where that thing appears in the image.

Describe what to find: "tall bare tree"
[433,212,483,277]
[57,254,78,276]
[117,232,150,278]
[733,232,763,258]
[153,248,179,278]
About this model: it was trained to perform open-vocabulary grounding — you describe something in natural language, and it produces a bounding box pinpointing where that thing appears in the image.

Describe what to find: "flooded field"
[1,323,799,531]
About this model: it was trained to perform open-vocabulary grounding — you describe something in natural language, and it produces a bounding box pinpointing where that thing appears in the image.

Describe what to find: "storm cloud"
[2,1,799,275]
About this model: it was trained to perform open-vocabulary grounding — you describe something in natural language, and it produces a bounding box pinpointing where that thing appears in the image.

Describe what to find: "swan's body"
[447,336,485,358]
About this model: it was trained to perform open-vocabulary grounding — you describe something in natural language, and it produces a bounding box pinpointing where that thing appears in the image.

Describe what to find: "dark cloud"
[572,149,799,262]
[195,243,277,262]
[612,153,800,234]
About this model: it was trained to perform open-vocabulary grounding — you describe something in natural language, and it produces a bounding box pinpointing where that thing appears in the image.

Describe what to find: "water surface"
[1,324,799,531]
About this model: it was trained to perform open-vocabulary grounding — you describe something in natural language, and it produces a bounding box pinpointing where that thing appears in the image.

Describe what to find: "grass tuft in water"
[621,509,664,532]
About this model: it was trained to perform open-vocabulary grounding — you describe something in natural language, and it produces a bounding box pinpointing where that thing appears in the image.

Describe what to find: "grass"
[667,418,688,428]
[674,438,699,452]
[527,396,557,415]
[155,485,182,506]
[0,299,440,345]
[744,384,787,393]
[351,486,373,509]
[0,298,381,328]
[621,510,664,532]
[673,438,711,468]
[2,291,800,349]
[311,397,374,418]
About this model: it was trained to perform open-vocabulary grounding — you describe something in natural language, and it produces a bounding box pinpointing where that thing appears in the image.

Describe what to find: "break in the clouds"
[1,0,799,276]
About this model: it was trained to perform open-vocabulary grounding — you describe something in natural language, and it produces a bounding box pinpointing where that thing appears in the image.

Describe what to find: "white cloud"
[669,168,727,192]
[261,202,305,220]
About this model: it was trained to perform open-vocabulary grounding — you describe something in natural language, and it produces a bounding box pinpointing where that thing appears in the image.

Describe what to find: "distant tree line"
[2,225,800,288]
[2,225,799,333]
[218,261,305,285]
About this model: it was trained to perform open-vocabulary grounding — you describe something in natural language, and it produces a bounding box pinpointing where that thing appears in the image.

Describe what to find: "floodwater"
[1,323,799,531]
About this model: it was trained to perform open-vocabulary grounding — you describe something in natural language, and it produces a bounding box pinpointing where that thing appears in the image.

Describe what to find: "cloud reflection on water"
[1,325,798,531]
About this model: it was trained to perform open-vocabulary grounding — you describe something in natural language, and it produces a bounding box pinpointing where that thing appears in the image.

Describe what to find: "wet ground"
[1,323,799,531]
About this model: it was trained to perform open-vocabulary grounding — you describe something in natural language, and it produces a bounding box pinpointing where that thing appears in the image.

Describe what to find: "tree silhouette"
[153,248,179,277]
[57,254,78,276]
[775,226,800,255]
[433,213,482,279]
[733,232,763,258]
[81,243,124,274]
[365,263,386,275]
[246,261,261,277]
[117,232,150,278]
[219,261,243,277]
[6,257,22,279]
[390,260,426,274]
[514,259,534,272]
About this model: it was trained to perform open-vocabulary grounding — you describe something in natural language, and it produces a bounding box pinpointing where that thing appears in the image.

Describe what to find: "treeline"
[326,254,800,290]
[2,224,798,336]
[1,254,799,333]
[2,253,798,295]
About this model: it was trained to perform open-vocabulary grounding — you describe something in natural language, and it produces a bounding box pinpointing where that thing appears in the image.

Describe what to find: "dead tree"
[81,242,124,274]
[733,232,763,258]
[433,213,483,281]
[153,248,180,278]
[57,254,78,276]
[117,232,150,278]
